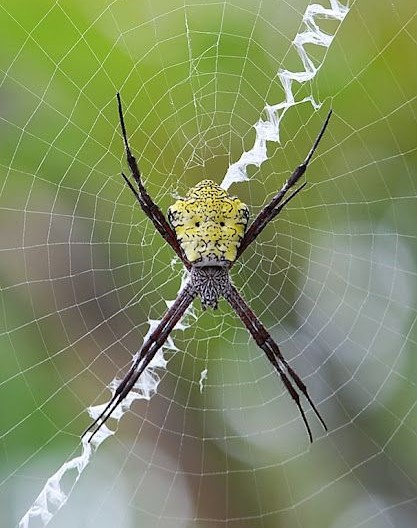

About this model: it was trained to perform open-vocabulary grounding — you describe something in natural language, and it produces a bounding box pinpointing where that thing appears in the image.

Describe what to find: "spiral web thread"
[3,0,417,527]
[16,2,351,526]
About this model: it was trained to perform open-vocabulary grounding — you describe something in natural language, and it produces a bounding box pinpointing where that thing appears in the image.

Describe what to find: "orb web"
[0,1,416,527]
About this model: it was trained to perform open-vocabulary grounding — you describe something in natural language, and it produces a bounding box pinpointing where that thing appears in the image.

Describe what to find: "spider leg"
[224,284,327,443]
[235,109,332,261]
[117,93,191,270]
[83,282,196,443]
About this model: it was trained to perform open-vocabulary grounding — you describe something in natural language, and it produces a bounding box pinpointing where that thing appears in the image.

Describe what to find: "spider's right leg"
[224,284,327,442]
[117,93,191,270]
[83,282,196,443]
[235,110,332,262]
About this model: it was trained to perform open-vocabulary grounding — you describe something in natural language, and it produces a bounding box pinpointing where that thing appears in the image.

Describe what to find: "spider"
[83,94,332,444]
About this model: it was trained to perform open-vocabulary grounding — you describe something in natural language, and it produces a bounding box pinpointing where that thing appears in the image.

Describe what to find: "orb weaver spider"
[84,94,332,443]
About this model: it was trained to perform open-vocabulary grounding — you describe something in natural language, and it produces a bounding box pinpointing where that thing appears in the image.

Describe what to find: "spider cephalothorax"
[190,266,231,309]
[83,94,332,444]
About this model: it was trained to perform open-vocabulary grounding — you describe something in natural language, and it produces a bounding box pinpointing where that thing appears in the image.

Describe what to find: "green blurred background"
[1,0,416,527]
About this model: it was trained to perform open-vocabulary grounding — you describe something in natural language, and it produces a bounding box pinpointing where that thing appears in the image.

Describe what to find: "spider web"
[1,0,417,527]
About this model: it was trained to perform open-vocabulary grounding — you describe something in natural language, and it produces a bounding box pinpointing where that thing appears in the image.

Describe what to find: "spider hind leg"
[82,281,196,443]
[224,283,327,442]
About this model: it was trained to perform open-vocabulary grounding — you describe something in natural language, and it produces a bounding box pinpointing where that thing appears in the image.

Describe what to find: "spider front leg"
[117,93,191,270]
[235,110,332,261]
[82,282,196,443]
[224,284,327,442]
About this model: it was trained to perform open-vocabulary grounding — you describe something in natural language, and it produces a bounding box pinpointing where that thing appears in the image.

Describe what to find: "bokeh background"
[1,0,416,527]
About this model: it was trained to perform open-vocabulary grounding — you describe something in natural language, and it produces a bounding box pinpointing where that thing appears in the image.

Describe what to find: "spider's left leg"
[235,110,332,262]
[83,282,196,443]
[117,93,190,269]
[224,284,327,442]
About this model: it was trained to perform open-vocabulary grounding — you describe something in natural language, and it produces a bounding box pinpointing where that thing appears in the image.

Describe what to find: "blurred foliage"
[0,0,416,527]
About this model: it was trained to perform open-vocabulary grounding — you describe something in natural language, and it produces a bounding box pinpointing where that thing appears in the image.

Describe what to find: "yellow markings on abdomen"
[167,180,249,265]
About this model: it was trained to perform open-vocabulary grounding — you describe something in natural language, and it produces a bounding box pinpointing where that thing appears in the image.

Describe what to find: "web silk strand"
[18,2,350,526]
[221,0,349,190]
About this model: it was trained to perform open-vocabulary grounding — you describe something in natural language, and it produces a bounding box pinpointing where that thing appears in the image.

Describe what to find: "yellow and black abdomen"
[167,180,249,266]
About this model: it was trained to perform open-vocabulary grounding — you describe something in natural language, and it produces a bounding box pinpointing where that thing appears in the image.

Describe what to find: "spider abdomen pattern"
[167,180,249,266]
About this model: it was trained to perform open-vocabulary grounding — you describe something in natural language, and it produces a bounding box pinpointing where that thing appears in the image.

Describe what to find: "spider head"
[167,180,249,266]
